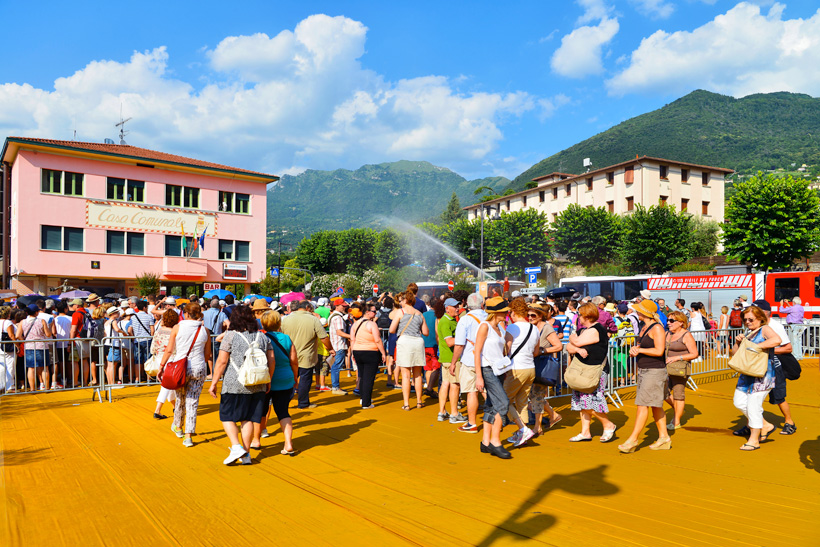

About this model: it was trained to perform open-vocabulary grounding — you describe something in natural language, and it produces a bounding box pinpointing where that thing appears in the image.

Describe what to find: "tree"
[135,272,160,296]
[723,172,820,270]
[485,209,551,275]
[440,192,465,225]
[552,204,622,266]
[375,229,410,269]
[690,216,722,258]
[337,228,378,275]
[439,217,481,269]
[296,230,341,274]
[619,204,694,274]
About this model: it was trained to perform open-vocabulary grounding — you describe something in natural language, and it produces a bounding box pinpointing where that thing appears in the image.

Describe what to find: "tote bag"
[728,329,768,378]
[564,355,605,393]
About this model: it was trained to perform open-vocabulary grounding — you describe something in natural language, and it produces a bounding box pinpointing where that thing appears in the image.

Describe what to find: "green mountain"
[507,90,820,192]
[267,160,508,242]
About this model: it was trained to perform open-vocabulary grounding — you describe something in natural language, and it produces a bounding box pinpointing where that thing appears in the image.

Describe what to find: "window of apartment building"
[586,177,593,191]
[565,183,571,197]
[164,235,199,258]
[607,200,614,213]
[552,213,558,223]
[166,185,182,207]
[106,231,144,255]
[219,191,250,214]
[702,201,709,215]
[626,197,634,211]
[659,165,669,180]
[539,190,545,203]
[506,200,510,211]
[42,169,84,196]
[659,195,668,206]
[552,187,558,199]
[218,239,250,262]
[607,171,615,185]
[624,166,634,184]
[183,187,200,209]
[522,195,527,207]
[681,169,689,183]
[106,178,144,202]
[41,225,83,252]
[681,198,689,211]
[702,172,709,185]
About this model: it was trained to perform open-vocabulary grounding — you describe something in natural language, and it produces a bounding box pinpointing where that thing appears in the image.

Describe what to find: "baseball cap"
[165,297,176,304]
[444,298,459,308]
[617,302,629,315]
[511,290,521,298]
[70,298,83,306]
[640,289,652,300]
[751,299,771,312]
[332,298,346,307]
[27,304,39,313]
[125,308,136,316]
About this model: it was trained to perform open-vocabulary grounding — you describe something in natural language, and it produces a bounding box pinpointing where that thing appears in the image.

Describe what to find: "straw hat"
[604,302,617,314]
[632,299,658,318]
[528,302,549,318]
[252,299,270,311]
[486,297,509,314]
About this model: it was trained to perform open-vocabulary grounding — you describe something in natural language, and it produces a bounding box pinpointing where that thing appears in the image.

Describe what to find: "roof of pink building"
[2,137,278,182]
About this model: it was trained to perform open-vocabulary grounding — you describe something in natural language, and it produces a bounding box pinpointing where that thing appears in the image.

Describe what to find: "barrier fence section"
[0,337,103,398]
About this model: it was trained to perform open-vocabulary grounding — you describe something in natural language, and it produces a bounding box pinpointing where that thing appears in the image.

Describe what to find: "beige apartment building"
[465,156,733,223]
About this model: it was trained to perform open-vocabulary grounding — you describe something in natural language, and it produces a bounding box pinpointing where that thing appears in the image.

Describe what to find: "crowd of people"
[0,283,805,464]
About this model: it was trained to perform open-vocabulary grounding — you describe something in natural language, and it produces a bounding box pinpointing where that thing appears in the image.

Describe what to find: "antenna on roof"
[115,103,131,145]
[583,158,592,173]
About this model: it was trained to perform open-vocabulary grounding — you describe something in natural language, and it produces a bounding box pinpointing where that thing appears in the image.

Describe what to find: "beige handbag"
[564,355,605,393]
[728,328,768,378]
[665,336,690,377]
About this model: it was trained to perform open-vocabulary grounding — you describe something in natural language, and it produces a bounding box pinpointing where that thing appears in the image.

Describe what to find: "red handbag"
[161,325,202,390]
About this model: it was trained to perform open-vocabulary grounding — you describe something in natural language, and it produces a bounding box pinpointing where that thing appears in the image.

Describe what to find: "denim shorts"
[25,349,50,369]
[132,341,150,365]
[107,347,121,362]
[481,366,510,425]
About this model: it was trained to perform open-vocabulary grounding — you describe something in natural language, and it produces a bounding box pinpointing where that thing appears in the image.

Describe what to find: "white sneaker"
[514,428,535,448]
[506,430,522,444]
[223,445,247,465]
[260,428,270,438]
[240,454,253,465]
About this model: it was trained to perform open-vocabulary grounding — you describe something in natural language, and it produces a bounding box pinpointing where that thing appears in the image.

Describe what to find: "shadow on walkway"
[799,436,820,474]
[476,464,619,546]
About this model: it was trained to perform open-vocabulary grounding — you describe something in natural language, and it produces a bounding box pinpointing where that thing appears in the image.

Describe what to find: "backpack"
[729,308,743,328]
[376,310,392,330]
[232,332,270,386]
[616,317,636,345]
[77,310,95,339]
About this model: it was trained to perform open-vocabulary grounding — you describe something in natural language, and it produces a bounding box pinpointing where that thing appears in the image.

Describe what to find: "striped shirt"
[328,311,348,351]
[553,314,572,342]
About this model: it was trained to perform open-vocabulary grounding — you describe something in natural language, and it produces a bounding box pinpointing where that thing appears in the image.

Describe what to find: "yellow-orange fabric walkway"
[2,364,819,546]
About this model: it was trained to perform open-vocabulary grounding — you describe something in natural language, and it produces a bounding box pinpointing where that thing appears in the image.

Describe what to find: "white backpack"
[232,332,270,386]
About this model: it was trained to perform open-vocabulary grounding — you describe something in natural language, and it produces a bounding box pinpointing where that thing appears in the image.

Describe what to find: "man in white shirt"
[449,293,487,433]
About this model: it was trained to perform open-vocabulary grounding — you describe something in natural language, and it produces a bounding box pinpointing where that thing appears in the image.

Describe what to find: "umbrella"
[279,292,306,306]
[546,286,577,298]
[105,292,124,299]
[245,293,267,300]
[204,289,235,299]
[16,294,43,306]
[60,290,91,300]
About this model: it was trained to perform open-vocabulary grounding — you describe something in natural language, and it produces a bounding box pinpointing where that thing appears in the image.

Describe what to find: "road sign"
[448,279,454,290]
[204,283,221,291]
[521,287,544,295]
[524,266,542,274]
[270,267,280,277]
[527,273,538,284]
[372,283,379,295]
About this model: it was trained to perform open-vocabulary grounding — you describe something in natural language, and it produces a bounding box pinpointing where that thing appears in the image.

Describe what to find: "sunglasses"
[743,317,756,323]
[527,313,538,318]
[667,319,677,324]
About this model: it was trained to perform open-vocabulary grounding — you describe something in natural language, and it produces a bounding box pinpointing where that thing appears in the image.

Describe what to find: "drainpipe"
[1,161,10,290]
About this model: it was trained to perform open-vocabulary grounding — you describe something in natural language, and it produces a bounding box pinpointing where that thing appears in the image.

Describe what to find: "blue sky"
[2,1,819,180]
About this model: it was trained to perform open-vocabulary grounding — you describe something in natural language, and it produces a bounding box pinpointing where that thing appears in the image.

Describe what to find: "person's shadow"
[476,465,619,546]
[799,436,820,474]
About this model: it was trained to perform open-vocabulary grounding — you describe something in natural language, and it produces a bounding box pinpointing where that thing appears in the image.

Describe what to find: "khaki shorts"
[458,362,478,393]
[443,361,461,384]
[668,374,688,401]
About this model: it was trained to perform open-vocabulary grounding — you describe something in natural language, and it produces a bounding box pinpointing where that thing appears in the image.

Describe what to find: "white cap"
[640,289,652,300]
[125,308,135,316]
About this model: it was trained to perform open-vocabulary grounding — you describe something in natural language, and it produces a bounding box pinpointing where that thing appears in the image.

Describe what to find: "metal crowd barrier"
[0,336,103,398]
[786,323,819,360]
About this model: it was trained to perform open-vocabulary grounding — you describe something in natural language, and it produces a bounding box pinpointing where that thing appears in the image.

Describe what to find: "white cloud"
[577,0,615,24]
[607,2,820,96]
[538,94,572,119]
[631,0,675,19]
[0,14,537,177]
[551,17,620,78]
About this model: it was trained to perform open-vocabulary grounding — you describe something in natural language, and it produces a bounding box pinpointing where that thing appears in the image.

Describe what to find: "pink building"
[0,137,277,297]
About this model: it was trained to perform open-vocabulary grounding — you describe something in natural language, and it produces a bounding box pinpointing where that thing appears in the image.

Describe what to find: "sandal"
[760,425,776,442]
[548,414,563,429]
[569,434,592,442]
[416,403,424,409]
[600,427,617,443]
[401,405,410,411]
[740,443,760,451]
[280,449,297,456]
[618,439,640,453]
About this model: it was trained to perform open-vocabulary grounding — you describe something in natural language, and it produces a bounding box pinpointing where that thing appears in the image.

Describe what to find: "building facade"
[465,156,732,223]
[1,137,277,297]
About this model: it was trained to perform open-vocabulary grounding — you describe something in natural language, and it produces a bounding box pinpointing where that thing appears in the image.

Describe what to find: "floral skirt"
[570,372,609,414]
